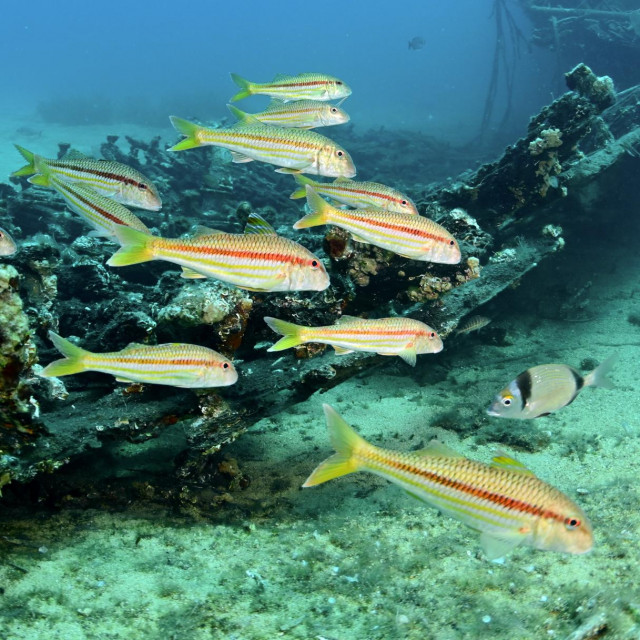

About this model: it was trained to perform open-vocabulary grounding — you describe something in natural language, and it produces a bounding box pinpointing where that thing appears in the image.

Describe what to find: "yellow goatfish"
[264,315,442,366]
[304,405,594,559]
[169,106,356,178]
[290,174,418,215]
[230,72,352,103]
[40,332,238,388]
[107,213,329,293]
[295,187,460,264]
[250,99,350,129]
[31,173,151,240]
[12,145,162,211]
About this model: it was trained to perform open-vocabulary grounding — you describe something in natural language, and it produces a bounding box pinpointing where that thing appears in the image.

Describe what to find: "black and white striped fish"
[487,356,616,419]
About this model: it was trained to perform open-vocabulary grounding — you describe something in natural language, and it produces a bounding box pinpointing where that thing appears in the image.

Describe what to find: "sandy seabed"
[0,114,639,639]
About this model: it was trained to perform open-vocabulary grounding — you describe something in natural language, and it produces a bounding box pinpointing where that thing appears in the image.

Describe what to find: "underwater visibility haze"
[1,1,640,639]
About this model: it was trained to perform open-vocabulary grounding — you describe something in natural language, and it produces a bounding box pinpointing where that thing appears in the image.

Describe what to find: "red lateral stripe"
[172,244,307,265]
[348,215,449,242]
[110,357,214,366]
[269,81,329,88]
[74,190,128,225]
[388,458,565,522]
[340,187,403,204]
[52,162,141,187]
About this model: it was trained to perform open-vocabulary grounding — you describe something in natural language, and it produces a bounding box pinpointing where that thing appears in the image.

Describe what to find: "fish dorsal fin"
[273,73,294,82]
[227,104,262,127]
[180,266,207,279]
[480,532,523,560]
[122,342,146,350]
[334,177,351,184]
[190,225,224,238]
[244,213,276,235]
[413,440,464,458]
[490,451,535,476]
[63,149,90,161]
[335,314,360,324]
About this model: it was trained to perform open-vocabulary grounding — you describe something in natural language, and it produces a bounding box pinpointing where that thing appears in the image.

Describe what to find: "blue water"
[2,0,557,139]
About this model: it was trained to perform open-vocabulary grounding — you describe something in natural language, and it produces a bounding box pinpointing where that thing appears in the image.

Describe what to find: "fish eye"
[564,517,581,530]
[331,107,338,113]
[336,81,343,85]
[449,240,455,246]
[501,396,513,406]
[139,183,148,190]
[429,332,436,338]
[223,362,230,369]
[311,259,319,268]
[336,150,344,157]
[401,200,408,205]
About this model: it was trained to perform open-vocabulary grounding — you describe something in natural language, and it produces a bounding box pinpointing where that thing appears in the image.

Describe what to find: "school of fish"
[4,70,616,560]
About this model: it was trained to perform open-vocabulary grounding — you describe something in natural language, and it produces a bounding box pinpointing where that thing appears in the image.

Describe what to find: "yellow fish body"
[305,405,594,559]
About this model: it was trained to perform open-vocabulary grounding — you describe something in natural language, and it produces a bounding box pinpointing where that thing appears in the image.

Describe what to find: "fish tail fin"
[289,174,315,199]
[229,73,253,102]
[264,316,305,351]
[28,174,51,187]
[293,187,333,230]
[169,116,205,151]
[584,353,618,389]
[12,144,38,177]
[303,404,367,487]
[107,225,155,266]
[40,331,89,377]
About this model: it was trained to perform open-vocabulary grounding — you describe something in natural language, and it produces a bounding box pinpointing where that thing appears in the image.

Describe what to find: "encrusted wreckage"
[0,64,637,492]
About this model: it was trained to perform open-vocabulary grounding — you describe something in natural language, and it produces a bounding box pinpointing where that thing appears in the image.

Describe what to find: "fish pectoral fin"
[351,234,371,245]
[115,376,136,384]
[230,150,254,164]
[479,532,524,561]
[274,167,303,174]
[240,276,284,292]
[180,266,207,279]
[397,347,417,367]
[490,452,536,476]
[333,346,354,355]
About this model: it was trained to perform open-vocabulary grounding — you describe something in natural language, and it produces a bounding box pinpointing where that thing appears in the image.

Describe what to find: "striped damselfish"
[304,405,594,559]
[169,106,356,178]
[40,332,237,389]
[107,213,330,293]
[264,315,442,366]
[12,144,162,211]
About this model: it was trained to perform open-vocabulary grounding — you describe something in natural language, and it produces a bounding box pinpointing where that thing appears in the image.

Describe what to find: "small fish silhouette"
[408,36,426,51]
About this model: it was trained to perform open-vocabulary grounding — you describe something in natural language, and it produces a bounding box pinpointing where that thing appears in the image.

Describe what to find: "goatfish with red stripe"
[295,187,460,264]
[290,174,418,215]
[12,144,161,211]
[40,331,238,389]
[30,172,151,240]
[264,315,442,366]
[230,72,352,103]
[169,106,356,178]
[107,212,330,293]
[250,98,350,129]
[488,356,616,419]
[304,404,594,559]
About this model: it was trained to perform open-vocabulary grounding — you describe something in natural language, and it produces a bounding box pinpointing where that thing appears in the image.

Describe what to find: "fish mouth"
[486,407,501,417]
